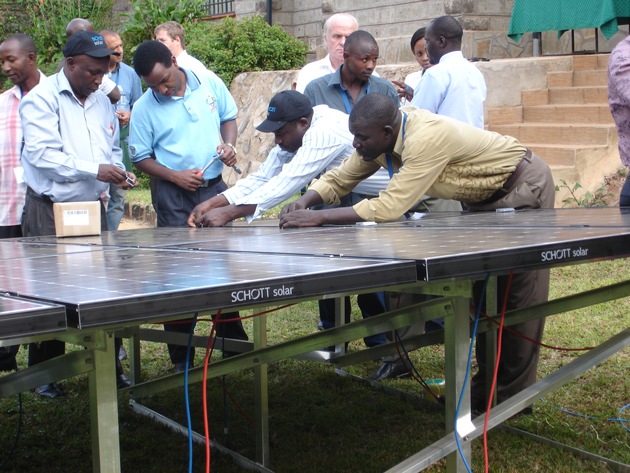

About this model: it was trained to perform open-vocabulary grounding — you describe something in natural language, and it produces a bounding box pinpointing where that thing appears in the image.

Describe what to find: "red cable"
[483,271,513,473]
[200,304,298,471]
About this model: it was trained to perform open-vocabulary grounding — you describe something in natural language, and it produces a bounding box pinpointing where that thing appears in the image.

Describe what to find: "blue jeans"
[106,184,126,231]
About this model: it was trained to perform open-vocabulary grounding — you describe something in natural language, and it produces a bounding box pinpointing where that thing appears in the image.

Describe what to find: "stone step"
[487,106,522,126]
[491,122,615,145]
[522,86,609,106]
[527,144,610,167]
[523,104,613,124]
[548,86,609,104]
[572,54,610,71]
[547,69,608,87]
[573,69,608,86]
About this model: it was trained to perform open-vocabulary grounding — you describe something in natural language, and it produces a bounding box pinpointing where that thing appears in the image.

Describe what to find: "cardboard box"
[53,202,102,237]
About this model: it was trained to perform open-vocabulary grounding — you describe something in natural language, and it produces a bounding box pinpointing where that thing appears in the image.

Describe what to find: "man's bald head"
[66,18,94,38]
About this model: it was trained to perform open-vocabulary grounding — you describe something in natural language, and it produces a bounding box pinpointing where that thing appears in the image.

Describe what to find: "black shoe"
[35,383,64,399]
[117,374,131,389]
[368,358,412,382]
[118,345,128,361]
[222,351,240,358]
[174,362,190,373]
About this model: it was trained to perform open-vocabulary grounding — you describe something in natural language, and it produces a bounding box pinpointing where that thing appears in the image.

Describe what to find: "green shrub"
[186,16,308,86]
[120,0,206,56]
[21,0,115,71]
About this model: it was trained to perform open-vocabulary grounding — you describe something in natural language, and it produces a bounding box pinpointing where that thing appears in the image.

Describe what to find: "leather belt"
[482,149,532,204]
[198,175,222,188]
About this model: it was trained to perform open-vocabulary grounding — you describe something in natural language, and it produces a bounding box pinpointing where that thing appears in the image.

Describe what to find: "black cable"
[0,388,23,470]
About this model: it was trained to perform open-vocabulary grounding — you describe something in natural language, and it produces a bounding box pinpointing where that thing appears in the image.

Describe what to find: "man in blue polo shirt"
[129,40,247,370]
[101,29,142,232]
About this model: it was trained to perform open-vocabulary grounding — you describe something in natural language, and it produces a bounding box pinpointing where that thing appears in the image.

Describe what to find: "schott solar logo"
[231,285,294,302]
[540,246,589,262]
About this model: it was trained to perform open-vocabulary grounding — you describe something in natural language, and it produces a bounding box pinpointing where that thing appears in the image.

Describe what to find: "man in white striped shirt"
[187,90,381,227]
[188,90,388,348]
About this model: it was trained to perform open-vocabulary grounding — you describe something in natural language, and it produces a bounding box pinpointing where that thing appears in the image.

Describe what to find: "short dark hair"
[409,27,426,51]
[344,30,378,54]
[133,40,173,77]
[429,16,463,41]
[4,33,36,56]
[349,93,398,129]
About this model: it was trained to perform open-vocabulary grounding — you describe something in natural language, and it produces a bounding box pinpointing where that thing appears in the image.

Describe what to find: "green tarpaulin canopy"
[508,0,630,41]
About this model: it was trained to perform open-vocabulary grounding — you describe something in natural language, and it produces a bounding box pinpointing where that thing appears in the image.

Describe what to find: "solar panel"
[0,295,66,340]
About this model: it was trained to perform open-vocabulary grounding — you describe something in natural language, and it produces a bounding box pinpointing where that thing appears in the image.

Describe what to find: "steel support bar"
[0,350,94,397]
[128,298,455,398]
[253,310,270,466]
[87,331,121,473]
[500,426,630,473]
[384,328,630,473]
[129,400,274,473]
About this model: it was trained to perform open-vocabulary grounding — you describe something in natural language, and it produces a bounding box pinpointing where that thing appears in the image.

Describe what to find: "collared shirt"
[295,55,381,93]
[106,61,143,109]
[295,55,335,93]
[224,105,379,221]
[309,107,526,222]
[19,70,123,202]
[129,67,238,179]
[302,66,398,194]
[411,51,487,129]
[303,65,398,115]
[176,50,210,77]
[0,75,46,226]
[608,35,630,167]
[404,69,424,92]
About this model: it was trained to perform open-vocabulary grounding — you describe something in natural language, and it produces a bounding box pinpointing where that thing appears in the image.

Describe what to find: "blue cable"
[539,398,630,432]
[454,274,490,473]
[184,313,198,473]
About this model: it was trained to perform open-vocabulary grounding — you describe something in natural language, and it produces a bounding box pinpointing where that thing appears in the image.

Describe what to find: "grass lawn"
[0,236,628,472]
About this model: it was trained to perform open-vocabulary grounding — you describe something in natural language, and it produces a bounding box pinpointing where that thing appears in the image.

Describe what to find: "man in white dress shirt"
[410,15,487,129]
[20,31,137,397]
[294,13,358,93]
[154,20,208,76]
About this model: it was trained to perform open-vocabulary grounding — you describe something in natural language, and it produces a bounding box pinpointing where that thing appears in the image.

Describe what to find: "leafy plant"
[22,0,115,70]
[120,0,206,53]
[186,15,309,86]
[555,179,612,207]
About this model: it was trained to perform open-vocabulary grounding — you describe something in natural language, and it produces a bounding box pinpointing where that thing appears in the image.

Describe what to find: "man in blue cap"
[19,30,137,397]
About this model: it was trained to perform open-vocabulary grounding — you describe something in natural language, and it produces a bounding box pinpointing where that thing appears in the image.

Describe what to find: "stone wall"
[224,55,575,185]
[234,0,518,63]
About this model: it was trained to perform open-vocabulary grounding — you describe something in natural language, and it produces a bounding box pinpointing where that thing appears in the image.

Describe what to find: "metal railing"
[201,0,234,17]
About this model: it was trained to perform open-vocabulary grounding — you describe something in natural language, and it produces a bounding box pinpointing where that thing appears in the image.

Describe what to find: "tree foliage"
[21,0,115,73]
[120,0,206,54]
[186,16,308,86]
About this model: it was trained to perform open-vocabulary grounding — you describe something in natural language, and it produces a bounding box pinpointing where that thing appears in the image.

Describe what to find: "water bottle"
[116,85,129,112]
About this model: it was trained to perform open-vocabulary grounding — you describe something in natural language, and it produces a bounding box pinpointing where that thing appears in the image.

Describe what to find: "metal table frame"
[0,208,628,472]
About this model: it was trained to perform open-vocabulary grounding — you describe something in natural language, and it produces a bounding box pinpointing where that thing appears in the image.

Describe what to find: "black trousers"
[155,179,248,364]
[21,189,125,375]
